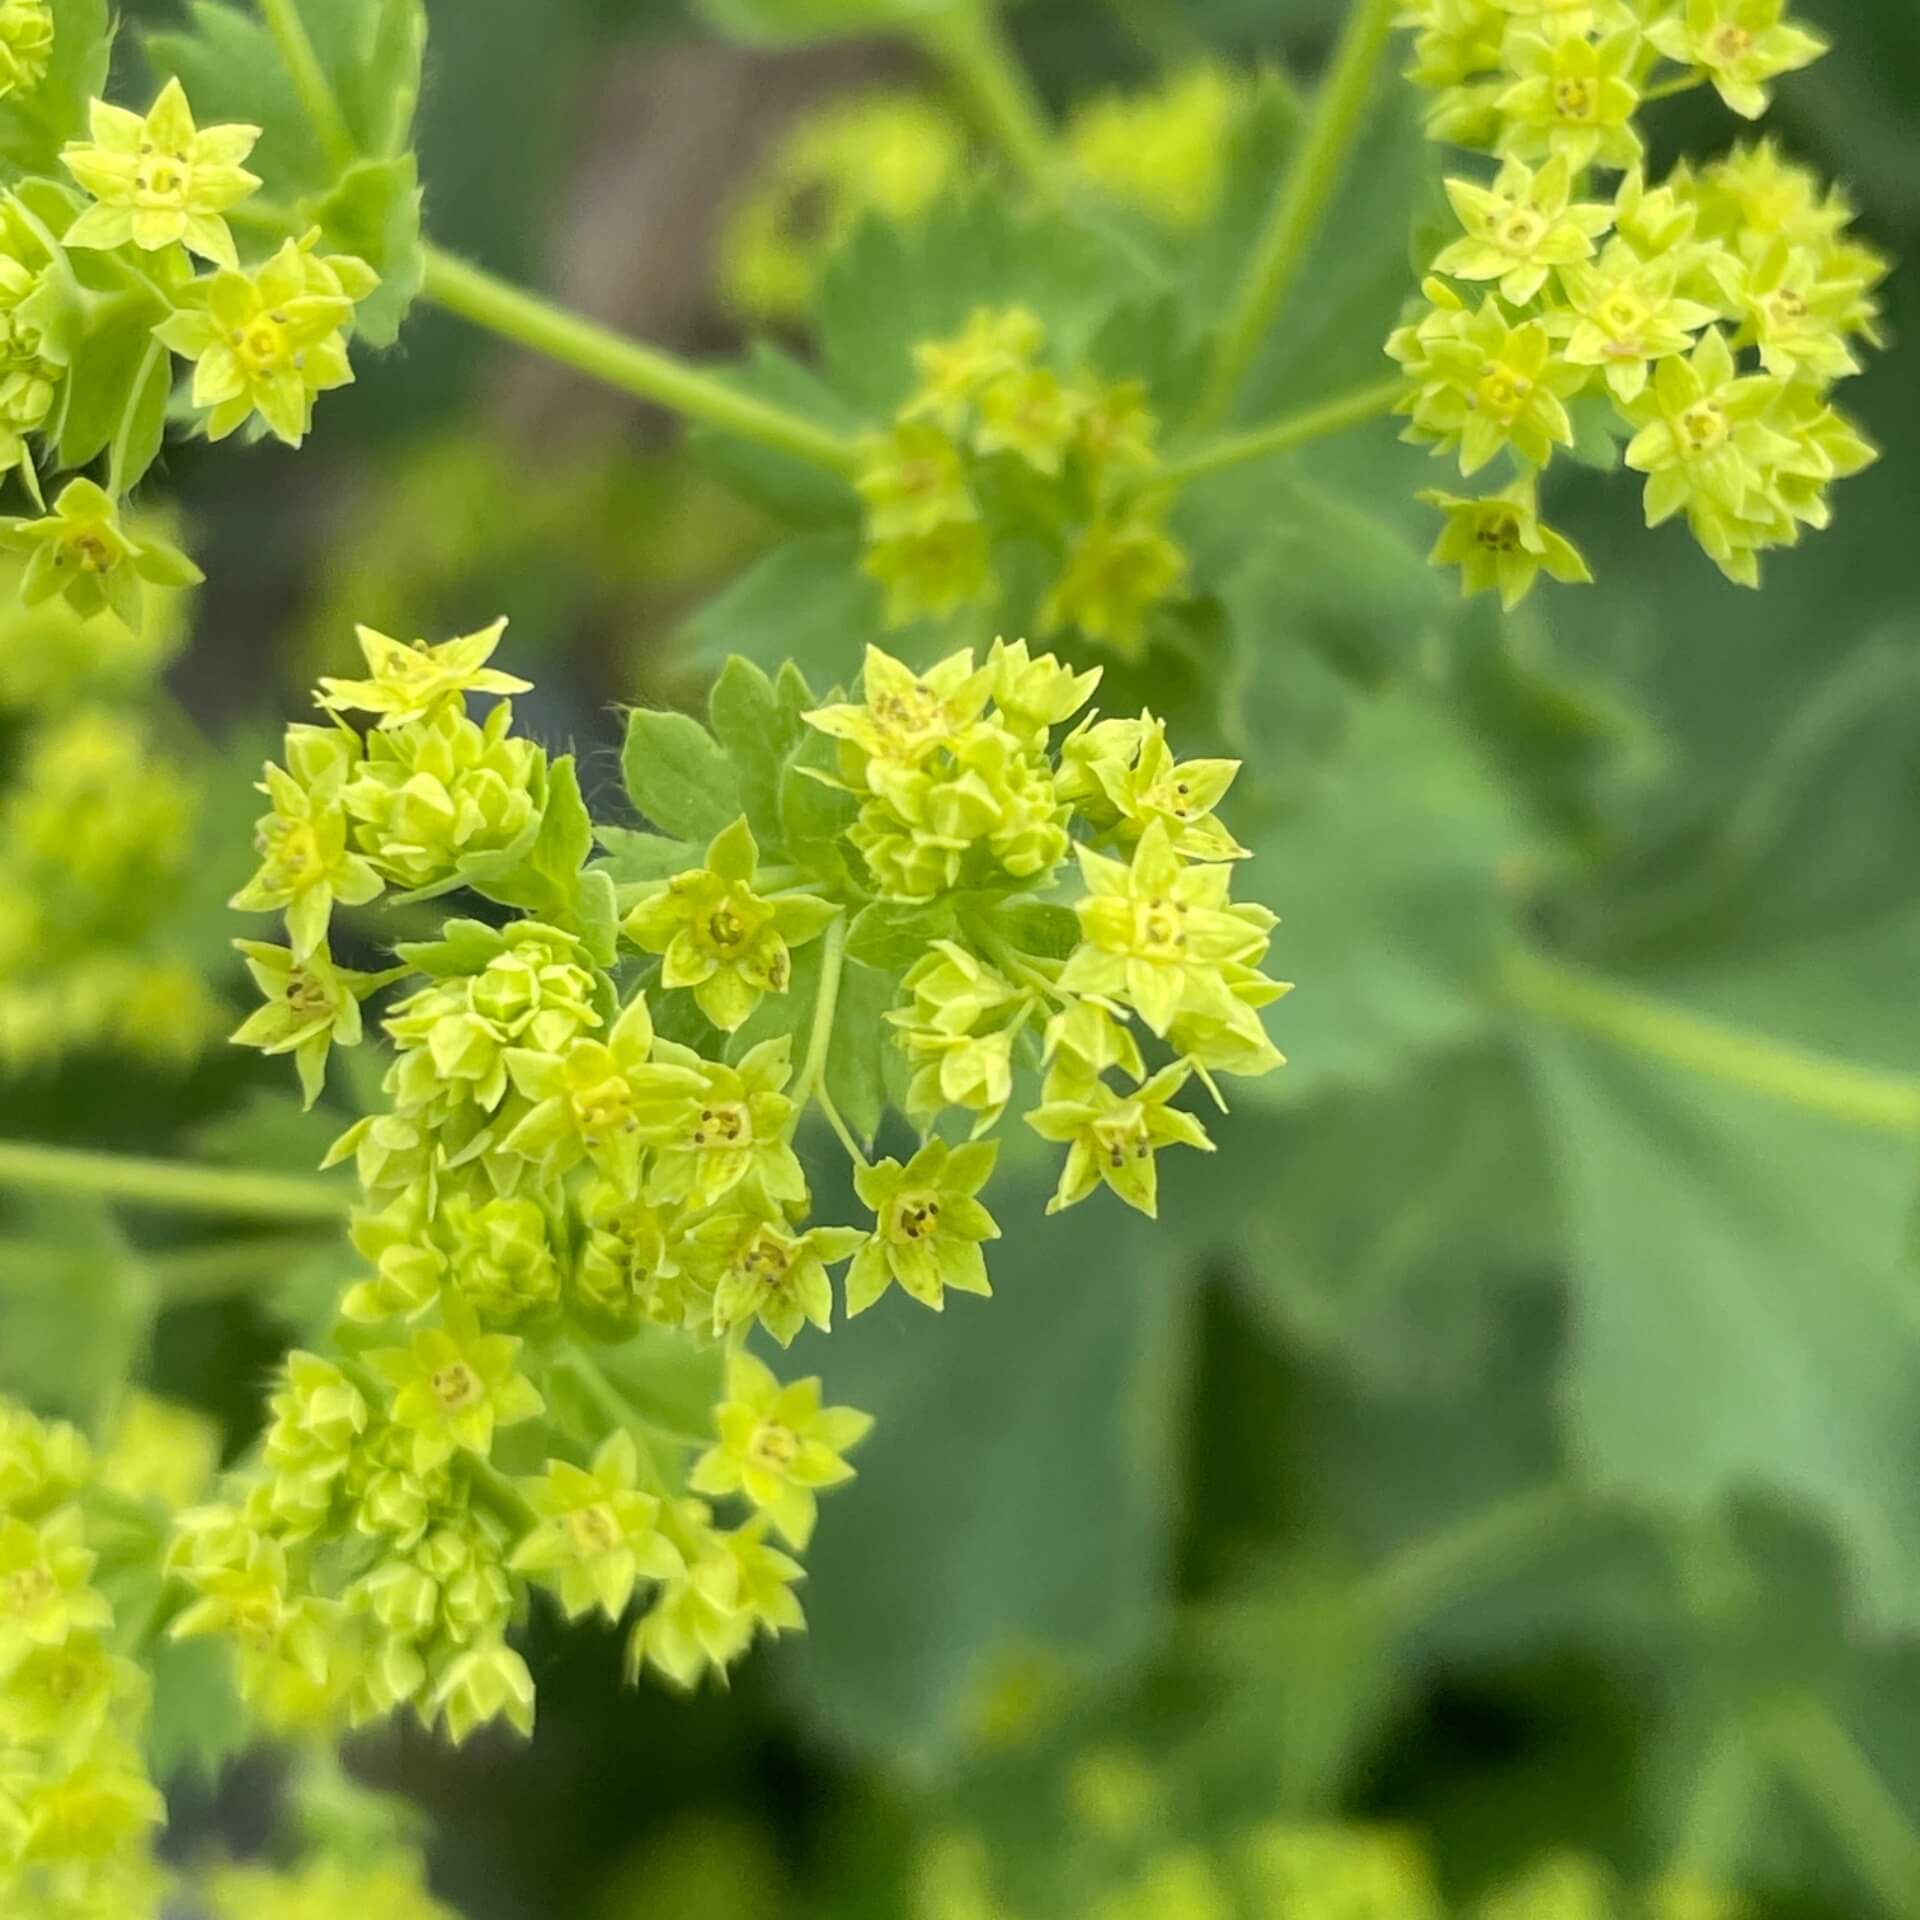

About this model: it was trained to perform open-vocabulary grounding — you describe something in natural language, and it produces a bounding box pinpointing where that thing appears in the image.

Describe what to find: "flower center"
[138,159,188,205]
[1768,288,1809,326]
[63,529,119,573]
[741,1229,792,1284]
[1554,77,1596,121]
[236,314,290,373]
[689,1101,750,1150]
[566,1502,621,1555]
[1475,361,1533,423]
[1713,24,1752,60]
[1597,290,1649,344]
[888,1188,944,1243]
[1476,512,1524,554]
[748,1421,800,1473]
[1681,401,1729,452]
[431,1362,484,1412]
[872,682,947,756]
[285,970,333,1017]
[264,819,325,888]
[233,1592,284,1651]
[705,903,748,950]
[573,1077,636,1141]
[1093,1112,1154,1170]
[2,1565,54,1616]
[1499,208,1547,252]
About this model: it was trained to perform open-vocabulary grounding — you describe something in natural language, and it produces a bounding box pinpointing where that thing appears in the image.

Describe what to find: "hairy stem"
[1503,946,1920,1134]
[791,912,849,1116]
[256,0,358,172]
[418,245,861,476]
[0,1139,353,1222]
[1765,1695,1920,1916]
[914,2,1060,198]
[1195,0,1403,426]
[1162,377,1403,489]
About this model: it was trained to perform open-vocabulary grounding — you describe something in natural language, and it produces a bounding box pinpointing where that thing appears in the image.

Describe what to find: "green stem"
[975,926,1071,1008]
[147,1233,338,1304]
[814,1086,870,1171]
[1765,1695,1920,1917]
[791,912,848,1115]
[256,0,358,173]
[1643,70,1710,103]
[1162,377,1403,489]
[1359,1484,1594,1629]
[106,339,165,500]
[914,3,1060,199]
[557,1343,681,1486]
[0,1139,353,1222]
[465,1452,539,1532]
[1503,945,1920,1135]
[1195,0,1403,426]
[419,245,858,475]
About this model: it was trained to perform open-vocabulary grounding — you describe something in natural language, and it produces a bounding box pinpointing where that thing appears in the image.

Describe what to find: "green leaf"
[778,729,858,884]
[708,654,804,855]
[824,957,895,1148]
[112,341,171,496]
[595,825,698,888]
[683,533,887,684]
[57,291,169,473]
[1233,691,1530,1104]
[990,901,1080,963]
[1205,1043,1559,1394]
[1521,912,1920,1627]
[335,0,427,158]
[845,900,955,973]
[783,1170,1184,1759]
[692,0,958,48]
[621,707,741,845]
[308,154,423,349]
[145,1632,250,1785]
[0,1199,154,1428]
[0,0,111,176]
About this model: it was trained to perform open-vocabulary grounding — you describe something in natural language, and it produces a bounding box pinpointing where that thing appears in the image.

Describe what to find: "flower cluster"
[0,701,219,1071]
[918,1749,1746,1920]
[1389,3,1882,599]
[1065,62,1244,230]
[813,641,1285,1225]
[857,308,1188,655]
[0,1399,185,1919]
[190,626,1282,1743]
[0,75,383,637]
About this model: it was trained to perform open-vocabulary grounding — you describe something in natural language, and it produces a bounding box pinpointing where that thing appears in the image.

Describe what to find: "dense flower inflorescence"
[1389,1,1882,599]
[0,1397,216,1918]
[190,626,1285,1743]
[858,308,1188,655]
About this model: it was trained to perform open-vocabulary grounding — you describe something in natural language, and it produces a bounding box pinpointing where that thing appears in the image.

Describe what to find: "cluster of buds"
[1389,2,1882,600]
[0,68,383,637]
[199,624,1284,1742]
[0,702,218,1070]
[0,1400,176,1918]
[857,307,1188,656]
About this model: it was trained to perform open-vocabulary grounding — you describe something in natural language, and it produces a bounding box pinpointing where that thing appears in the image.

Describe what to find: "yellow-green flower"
[316,617,531,728]
[690,1349,873,1549]
[155,235,374,446]
[864,517,996,628]
[907,306,1046,434]
[231,753,384,959]
[372,1306,545,1472]
[806,643,995,773]
[0,477,203,630]
[503,996,698,1194]
[61,77,261,268]
[1552,238,1720,402]
[974,365,1087,476]
[432,1638,535,1743]
[512,1430,684,1622]
[1646,0,1827,119]
[1729,235,1861,383]
[690,1211,866,1346]
[1420,475,1593,608]
[1434,154,1615,304]
[642,1035,806,1214]
[0,0,52,100]
[1060,821,1273,1037]
[1039,505,1189,659]
[1496,29,1642,171]
[1084,715,1248,862]
[1389,289,1588,476]
[847,1136,999,1314]
[231,937,400,1107]
[1067,63,1240,228]
[1027,1059,1214,1219]
[857,419,979,542]
[1622,327,1793,584]
[987,635,1102,743]
[0,1507,110,1667]
[623,816,837,1033]
[0,251,59,479]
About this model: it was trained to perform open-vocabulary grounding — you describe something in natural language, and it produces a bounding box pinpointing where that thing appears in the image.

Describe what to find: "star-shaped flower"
[316,618,531,728]
[61,77,260,268]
